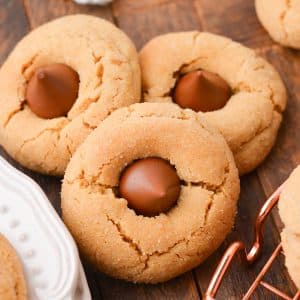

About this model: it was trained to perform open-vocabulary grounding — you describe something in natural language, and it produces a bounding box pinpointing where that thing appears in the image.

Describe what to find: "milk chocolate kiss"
[119,157,181,217]
[173,70,232,112]
[26,63,79,119]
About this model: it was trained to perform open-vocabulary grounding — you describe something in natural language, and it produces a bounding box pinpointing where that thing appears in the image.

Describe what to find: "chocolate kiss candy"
[26,63,79,119]
[173,70,232,112]
[119,157,181,217]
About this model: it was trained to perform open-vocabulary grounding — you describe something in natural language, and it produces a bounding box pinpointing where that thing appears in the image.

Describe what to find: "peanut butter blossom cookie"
[62,102,240,283]
[139,32,287,175]
[255,0,300,49]
[0,234,27,300]
[279,166,300,289]
[0,14,140,175]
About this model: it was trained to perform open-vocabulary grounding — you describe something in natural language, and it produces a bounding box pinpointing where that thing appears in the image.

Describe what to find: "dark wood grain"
[194,0,273,48]
[23,0,113,28]
[0,0,29,61]
[0,0,299,299]
[97,272,200,300]
[113,0,201,50]
[113,0,173,15]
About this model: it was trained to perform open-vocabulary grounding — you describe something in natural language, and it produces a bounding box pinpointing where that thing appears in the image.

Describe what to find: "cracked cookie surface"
[255,0,300,49]
[139,32,287,175]
[0,14,141,175]
[279,166,300,289]
[0,234,27,300]
[61,102,240,283]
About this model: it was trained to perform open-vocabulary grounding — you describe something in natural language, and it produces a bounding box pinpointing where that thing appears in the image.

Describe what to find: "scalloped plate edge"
[0,157,91,300]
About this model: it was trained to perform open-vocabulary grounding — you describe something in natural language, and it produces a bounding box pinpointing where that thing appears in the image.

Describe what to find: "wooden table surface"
[1,0,299,299]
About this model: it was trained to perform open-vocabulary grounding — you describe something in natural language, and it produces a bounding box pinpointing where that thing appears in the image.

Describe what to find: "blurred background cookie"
[255,0,300,49]
[0,14,141,176]
[279,166,300,289]
[61,102,240,283]
[139,32,287,175]
[0,234,27,300]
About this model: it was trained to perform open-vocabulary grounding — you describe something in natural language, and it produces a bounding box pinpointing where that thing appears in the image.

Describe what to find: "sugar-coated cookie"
[0,234,27,300]
[139,32,287,175]
[279,166,300,289]
[255,0,300,49]
[62,102,240,283]
[0,15,140,175]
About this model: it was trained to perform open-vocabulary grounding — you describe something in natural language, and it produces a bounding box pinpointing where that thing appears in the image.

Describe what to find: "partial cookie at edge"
[279,166,300,289]
[255,0,300,49]
[0,234,27,300]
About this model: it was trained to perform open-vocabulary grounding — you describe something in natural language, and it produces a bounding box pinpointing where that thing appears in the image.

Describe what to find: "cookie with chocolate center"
[61,102,240,283]
[0,15,141,175]
[139,32,287,175]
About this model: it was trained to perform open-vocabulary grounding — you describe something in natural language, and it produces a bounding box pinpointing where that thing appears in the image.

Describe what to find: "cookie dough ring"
[0,15,141,175]
[255,0,300,49]
[62,102,240,283]
[279,166,300,289]
[140,32,287,175]
[0,234,27,300]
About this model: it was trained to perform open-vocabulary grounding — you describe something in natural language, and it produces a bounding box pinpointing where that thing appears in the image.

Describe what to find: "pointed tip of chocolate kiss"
[173,69,231,112]
[26,63,79,119]
[36,70,46,80]
[119,157,181,217]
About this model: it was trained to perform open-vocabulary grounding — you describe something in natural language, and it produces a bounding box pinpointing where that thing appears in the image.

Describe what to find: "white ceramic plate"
[0,157,91,300]
[74,0,113,5]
